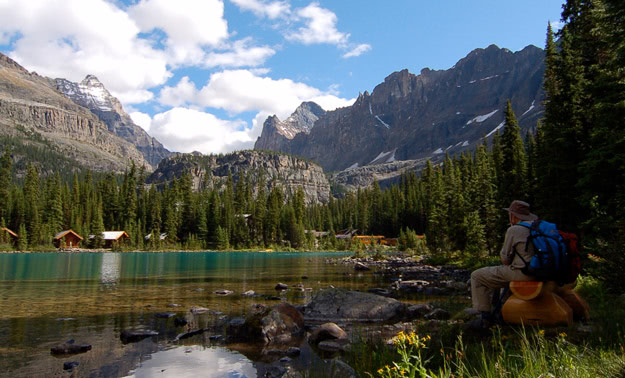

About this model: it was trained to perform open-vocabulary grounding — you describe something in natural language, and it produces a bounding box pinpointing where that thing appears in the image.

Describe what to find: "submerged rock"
[189,306,210,314]
[120,329,158,344]
[214,289,234,295]
[50,341,92,356]
[275,283,288,291]
[406,304,434,319]
[173,328,207,342]
[154,312,176,319]
[63,361,79,370]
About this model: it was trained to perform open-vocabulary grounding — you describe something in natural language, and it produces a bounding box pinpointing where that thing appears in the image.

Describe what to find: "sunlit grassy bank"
[345,275,625,377]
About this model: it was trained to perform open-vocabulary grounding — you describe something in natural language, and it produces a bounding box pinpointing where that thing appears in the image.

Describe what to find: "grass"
[343,275,625,377]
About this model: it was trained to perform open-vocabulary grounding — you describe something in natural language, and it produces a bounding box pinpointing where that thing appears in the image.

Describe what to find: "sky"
[0,0,564,155]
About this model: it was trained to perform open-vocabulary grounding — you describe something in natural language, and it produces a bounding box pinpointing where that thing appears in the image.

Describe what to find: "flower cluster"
[392,331,430,348]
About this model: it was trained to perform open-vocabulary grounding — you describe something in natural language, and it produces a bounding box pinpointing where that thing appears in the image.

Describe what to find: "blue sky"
[0,0,563,154]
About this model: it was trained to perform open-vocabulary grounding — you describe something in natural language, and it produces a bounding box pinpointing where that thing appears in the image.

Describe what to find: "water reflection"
[0,251,378,377]
[101,253,121,285]
[127,345,256,378]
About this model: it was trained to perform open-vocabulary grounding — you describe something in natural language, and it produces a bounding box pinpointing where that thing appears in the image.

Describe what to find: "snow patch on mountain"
[466,109,498,125]
[485,121,505,138]
[368,149,397,165]
[375,115,390,129]
[521,100,535,116]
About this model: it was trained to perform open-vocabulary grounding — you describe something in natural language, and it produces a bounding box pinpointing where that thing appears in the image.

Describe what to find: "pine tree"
[17,223,27,251]
[499,100,527,207]
[0,148,12,222]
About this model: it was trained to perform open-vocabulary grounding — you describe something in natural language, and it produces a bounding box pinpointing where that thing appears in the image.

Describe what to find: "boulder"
[226,303,304,344]
[242,290,256,297]
[154,312,176,319]
[354,262,370,271]
[303,288,406,322]
[406,304,434,319]
[275,283,289,290]
[318,339,351,353]
[424,308,450,320]
[309,323,348,344]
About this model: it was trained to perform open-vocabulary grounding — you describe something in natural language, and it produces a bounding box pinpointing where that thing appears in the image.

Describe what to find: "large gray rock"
[303,288,406,322]
[226,303,304,344]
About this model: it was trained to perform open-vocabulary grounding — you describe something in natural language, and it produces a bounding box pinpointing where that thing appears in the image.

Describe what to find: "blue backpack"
[517,220,567,282]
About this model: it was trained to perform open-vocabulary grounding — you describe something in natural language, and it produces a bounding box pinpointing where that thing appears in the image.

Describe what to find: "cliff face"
[56,76,172,167]
[255,102,326,151]
[0,52,150,172]
[255,44,545,173]
[147,150,330,204]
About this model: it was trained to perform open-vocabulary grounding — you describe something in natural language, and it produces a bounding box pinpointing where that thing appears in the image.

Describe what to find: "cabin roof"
[54,230,84,240]
[1,227,18,238]
[102,231,129,240]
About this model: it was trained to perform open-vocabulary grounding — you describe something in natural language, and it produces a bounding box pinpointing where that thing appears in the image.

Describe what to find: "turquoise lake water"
[0,251,382,377]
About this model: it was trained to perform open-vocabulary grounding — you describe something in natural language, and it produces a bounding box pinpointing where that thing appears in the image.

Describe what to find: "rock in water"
[309,322,348,344]
[226,303,304,344]
[120,329,159,344]
[50,342,92,356]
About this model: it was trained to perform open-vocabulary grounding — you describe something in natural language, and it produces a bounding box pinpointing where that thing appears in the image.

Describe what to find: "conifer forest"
[0,0,623,294]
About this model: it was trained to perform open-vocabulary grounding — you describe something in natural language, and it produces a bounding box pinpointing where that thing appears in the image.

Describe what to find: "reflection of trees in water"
[100,252,121,284]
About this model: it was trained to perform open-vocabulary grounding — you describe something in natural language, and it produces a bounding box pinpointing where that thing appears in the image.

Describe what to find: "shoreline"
[0,248,360,254]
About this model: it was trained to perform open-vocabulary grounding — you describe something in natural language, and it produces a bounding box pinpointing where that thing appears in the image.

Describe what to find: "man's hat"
[503,200,538,221]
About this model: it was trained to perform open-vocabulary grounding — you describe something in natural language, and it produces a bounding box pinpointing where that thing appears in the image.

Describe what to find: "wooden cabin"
[0,227,18,246]
[54,230,83,249]
[352,235,385,245]
[101,231,130,248]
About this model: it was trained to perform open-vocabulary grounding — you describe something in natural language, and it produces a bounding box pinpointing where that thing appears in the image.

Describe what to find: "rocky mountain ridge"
[255,44,545,174]
[56,75,172,167]
[147,150,330,204]
[255,102,326,152]
[0,52,150,173]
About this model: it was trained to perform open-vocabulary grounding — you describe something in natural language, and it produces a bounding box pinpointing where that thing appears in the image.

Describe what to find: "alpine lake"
[0,251,402,377]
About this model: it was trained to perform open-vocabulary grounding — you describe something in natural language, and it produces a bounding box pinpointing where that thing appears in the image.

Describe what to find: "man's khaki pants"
[471,265,534,312]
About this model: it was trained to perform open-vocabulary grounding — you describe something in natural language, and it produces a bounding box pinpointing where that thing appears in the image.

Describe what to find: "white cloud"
[230,0,290,19]
[158,76,199,107]
[149,107,253,153]
[286,3,348,45]
[197,69,354,119]
[0,0,170,104]
[549,20,564,32]
[129,111,153,132]
[204,38,275,68]
[342,43,371,58]
[129,0,230,65]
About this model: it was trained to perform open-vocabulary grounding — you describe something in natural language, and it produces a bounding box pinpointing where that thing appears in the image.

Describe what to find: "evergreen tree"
[0,148,12,222]
[499,100,527,207]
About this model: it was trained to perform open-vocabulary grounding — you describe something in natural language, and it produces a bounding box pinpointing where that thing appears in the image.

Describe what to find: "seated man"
[470,200,537,328]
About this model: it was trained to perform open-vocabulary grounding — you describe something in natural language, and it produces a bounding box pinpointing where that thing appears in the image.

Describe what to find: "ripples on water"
[0,251,380,377]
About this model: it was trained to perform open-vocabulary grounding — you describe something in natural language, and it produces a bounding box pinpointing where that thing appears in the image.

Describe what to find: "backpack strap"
[511,221,540,271]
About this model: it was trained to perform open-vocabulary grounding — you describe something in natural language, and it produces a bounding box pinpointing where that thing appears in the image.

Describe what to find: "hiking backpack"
[517,220,569,283]
[558,230,581,284]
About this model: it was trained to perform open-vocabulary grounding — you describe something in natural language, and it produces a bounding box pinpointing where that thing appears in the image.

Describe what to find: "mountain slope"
[0,52,151,174]
[255,44,545,172]
[147,150,330,204]
[56,76,172,167]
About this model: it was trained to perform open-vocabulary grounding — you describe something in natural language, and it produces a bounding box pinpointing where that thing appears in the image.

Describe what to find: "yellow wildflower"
[559,332,567,338]
[538,329,545,336]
